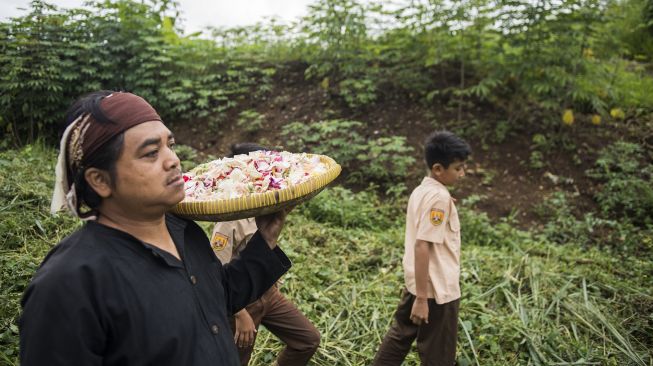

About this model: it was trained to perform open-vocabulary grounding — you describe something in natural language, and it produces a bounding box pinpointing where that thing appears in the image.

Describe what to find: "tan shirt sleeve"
[211,221,236,264]
[415,194,449,245]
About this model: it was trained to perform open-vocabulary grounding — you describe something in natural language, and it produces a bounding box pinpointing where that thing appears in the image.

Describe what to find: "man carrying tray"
[210,143,320,366]
[19,91,291,366]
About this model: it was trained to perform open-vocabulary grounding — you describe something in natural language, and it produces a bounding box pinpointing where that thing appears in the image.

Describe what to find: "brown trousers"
[372,288,460,366]
[230,286,320,366]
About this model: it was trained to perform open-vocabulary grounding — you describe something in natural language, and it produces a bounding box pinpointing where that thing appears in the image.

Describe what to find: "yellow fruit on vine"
[610,108,625,120]
[591,114,601,125]
[562,109,574,125]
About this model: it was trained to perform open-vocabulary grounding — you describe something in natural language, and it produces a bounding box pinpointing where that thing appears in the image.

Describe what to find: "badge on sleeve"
[430,208,445,226]
[211,232,229,251]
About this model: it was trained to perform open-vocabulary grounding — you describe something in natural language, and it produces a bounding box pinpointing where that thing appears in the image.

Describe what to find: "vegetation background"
[1,0,652,364]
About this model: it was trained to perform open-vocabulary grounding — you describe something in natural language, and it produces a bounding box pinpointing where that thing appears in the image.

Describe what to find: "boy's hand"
[410,297,429,325]
[234,309,257,348]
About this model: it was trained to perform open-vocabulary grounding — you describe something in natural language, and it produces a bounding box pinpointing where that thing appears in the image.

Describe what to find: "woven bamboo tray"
[170,154,341,221]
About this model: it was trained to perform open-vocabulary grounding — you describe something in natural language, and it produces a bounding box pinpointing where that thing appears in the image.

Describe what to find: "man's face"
[433,159,466,186]
[110,121,184,214]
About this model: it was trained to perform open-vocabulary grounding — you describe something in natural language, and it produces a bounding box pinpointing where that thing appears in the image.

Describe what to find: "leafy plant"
[236,109,265,133]
[338,78,377,108]
[0,0,276,147]
[280,119,415,188]
[586,141,653,226]
[2,145,652,365]
[298,186,401,230]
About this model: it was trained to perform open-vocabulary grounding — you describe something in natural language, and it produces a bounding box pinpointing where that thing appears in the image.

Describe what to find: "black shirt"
[19,214,291,366]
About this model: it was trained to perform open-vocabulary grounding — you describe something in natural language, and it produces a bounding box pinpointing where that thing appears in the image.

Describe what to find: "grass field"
[1,145,651,365]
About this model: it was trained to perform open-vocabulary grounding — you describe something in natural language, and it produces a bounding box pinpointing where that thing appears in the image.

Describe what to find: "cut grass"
[1,145,651,365]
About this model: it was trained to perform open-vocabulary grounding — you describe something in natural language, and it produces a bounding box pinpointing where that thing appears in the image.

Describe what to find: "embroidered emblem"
[211,232,229,251]
[430,209,445,226]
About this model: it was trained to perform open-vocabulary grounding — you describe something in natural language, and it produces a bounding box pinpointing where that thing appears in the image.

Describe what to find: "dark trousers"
[372,288,460,366]
[230,286,320,366]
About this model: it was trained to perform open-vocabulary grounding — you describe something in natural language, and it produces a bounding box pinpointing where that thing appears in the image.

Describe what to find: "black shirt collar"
[84,214,189,269]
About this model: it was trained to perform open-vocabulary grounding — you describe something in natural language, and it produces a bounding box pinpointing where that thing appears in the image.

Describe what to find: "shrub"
[280,119,415,189]
[236,109,265,133]
[586,141,653,226]
[298,186,402,230]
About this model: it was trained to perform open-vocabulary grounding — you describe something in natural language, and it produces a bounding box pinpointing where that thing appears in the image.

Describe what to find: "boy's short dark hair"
[424,131,471,169]
[229,142,267,158]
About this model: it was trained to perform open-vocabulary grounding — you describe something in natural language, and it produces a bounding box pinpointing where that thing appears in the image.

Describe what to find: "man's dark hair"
[229,142,267,157]
[424,131,471,169]
[63,90,124,216]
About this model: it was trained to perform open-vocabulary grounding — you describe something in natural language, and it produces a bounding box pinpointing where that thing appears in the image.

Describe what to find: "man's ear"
[84,168,113,198]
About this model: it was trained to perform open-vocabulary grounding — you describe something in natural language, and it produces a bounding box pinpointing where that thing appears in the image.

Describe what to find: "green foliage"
[2,145,652,365]
[586,141,653,226]
[458,195,532,250]
[338,78,377,108]
[0,144,79,362]
[300,0,379,108]
[534,190,653,256]
[529,134,548,169]
[298,186,402,230]
[280,119,415,188]
[598,0,653,61]
[174,143,200,171]
[0,1,103,145]
[250,200,653,365]
[0,144,79,250]
[294,0,653,117]
[2,0,653,147]
[236,109,265,133]
[301,0,368,79]
[0,0,275,146]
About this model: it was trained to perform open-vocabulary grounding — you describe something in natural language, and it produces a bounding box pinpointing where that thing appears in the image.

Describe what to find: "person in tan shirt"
[211,143,320,366]
[373,131,471,366]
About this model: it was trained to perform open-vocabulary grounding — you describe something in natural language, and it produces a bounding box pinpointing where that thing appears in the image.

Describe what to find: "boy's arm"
[411,239,431,325]
[234,308,257,348]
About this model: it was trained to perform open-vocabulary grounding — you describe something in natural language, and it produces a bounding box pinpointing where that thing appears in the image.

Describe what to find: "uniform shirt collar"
[421,176,446,189]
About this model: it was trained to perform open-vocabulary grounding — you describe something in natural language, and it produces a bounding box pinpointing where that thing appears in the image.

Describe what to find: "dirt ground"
[171,62,644,229]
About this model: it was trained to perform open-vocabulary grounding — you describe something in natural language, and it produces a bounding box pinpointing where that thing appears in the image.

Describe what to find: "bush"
[0,0,275,146]
[1,146,652,365]
[586,141,653,226]
[0,144,78,362]
[174,144,201,171]
[280,119,415,189]
[298,186,402,230]
[533,190,653,256]
[236,109,265,133]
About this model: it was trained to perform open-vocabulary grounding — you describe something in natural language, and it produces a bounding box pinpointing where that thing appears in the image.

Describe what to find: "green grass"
[1,144,651,365]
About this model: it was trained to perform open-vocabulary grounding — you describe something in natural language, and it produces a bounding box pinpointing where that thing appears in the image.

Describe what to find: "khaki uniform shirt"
[403,177,461,304]
[211,218,258,264]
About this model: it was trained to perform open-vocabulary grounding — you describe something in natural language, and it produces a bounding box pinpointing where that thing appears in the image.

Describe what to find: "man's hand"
[255,207,293,249]
[234,309,257,348]
[410,297,429,325]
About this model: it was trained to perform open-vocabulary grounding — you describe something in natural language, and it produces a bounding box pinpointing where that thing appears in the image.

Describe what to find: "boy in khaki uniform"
[373,131,471,366]
[211,143,320,366]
